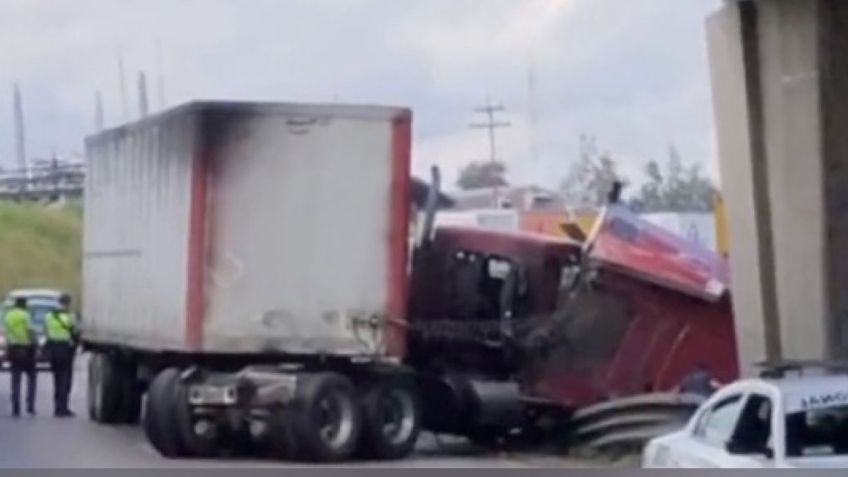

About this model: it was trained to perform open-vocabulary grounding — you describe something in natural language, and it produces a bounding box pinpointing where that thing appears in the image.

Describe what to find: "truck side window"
[731,394,774,456]
[694,394,745,448]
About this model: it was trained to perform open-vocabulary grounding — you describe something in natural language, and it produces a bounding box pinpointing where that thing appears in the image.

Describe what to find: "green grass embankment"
[0,200,82,301]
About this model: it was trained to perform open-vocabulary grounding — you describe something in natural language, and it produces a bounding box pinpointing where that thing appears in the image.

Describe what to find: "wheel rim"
[317,390,354,449]
[379,389,416,445]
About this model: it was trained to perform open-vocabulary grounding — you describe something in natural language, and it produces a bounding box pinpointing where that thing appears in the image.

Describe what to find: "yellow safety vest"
[45,310,75,342]
[3,307,33,345]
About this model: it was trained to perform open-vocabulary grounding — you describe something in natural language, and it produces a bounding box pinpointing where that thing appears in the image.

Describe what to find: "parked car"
[0,288,66,367]
[642,363,848,468]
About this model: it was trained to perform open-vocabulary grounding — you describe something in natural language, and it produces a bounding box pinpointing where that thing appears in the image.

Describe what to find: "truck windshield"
[785,405,848,457]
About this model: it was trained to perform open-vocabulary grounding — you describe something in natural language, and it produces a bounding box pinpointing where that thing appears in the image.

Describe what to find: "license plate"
[188,385,237,405]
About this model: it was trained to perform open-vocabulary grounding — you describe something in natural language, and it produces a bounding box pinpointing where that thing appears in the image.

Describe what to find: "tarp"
[590,206,730,302]
[641,212,717,252]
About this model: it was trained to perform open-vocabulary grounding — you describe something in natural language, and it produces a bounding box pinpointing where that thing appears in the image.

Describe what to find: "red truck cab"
[407,206,738,423]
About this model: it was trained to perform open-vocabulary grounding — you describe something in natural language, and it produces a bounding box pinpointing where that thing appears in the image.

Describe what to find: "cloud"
[0,0,722,192]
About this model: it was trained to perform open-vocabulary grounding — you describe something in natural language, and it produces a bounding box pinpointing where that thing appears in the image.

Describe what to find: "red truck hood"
[587,205,730,302]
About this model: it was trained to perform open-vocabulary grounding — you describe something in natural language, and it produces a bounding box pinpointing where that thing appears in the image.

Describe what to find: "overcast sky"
[0,0,721,191]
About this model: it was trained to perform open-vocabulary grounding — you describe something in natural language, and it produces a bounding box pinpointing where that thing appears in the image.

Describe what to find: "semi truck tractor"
[83,101,738,462]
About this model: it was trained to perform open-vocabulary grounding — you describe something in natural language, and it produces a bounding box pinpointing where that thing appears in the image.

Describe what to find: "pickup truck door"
[673,392,767,467]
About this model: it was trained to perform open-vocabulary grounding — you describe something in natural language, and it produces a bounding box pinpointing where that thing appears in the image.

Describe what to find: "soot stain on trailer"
[197,106,257,152]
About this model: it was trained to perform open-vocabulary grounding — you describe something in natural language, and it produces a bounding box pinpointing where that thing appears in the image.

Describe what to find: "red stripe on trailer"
[386,111,412,358]
[185,148,209,351]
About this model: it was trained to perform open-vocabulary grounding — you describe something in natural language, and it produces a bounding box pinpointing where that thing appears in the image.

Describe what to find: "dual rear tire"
[91,358,422,463]
[270,372,421,462]
[87,352,141,424]
[143,367,219,458]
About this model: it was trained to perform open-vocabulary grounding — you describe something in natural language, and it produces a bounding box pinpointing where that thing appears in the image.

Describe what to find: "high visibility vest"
[3,307,33,345]
[45,310,75,342]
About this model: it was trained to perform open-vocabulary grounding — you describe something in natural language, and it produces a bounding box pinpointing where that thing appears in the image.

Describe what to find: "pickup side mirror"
[727,440,774,460]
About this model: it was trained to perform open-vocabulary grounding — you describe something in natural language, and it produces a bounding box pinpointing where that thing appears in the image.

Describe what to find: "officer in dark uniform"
[3,297,37,417]
[45,294,78,417]
[676,362,721,397]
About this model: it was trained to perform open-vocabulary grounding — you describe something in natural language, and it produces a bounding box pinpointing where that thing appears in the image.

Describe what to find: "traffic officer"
[3,297,37,417]
[45,294,78,417]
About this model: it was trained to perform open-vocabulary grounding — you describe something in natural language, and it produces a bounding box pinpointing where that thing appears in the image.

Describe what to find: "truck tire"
[173,377,219,458]
[143,368,185,458]
[117,358,142,424]
[285,373,363,462]
[87,353,123,423]
[121,380,142,424]
[357,378,421,460]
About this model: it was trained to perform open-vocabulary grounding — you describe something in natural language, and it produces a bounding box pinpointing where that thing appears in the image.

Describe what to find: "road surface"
[0,356,607,468]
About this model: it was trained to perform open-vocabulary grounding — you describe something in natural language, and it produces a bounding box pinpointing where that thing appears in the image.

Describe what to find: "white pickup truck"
[643,364,848,468]
[0,288,67,366]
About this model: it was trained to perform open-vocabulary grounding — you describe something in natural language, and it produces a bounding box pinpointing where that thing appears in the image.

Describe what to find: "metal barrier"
[570,392,705,451]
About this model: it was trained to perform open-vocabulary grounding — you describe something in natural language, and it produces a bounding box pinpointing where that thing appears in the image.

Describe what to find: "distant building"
[449,185,566,212]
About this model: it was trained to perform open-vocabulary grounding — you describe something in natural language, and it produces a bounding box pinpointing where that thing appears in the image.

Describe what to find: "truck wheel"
[286,373,363,462]
[117,358,142,424]
[121,381,142,424]
[173,378,219,458]
[357,378,421,460]
[87,353,123,423]
[143,368,185,458]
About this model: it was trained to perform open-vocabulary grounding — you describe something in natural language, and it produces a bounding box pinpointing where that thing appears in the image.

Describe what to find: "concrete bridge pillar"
[707,0,848,374]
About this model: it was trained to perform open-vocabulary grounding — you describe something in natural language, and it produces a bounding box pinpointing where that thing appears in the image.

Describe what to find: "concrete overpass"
[707,0,848,374]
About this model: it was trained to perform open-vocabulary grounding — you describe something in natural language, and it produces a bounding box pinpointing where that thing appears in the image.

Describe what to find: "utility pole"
[117,45,129,121]
[13,82,27,186]
[138,71,149,118]
[155,38,166,109]
[527,57,539,163]
[95,90,104,131]
[469,96,510,204]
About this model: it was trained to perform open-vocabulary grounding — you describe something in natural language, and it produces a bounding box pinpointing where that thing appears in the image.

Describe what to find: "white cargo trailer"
[83,101,418,461]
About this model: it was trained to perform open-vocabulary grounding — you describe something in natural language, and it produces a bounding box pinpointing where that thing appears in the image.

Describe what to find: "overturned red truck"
[82,101,737,462]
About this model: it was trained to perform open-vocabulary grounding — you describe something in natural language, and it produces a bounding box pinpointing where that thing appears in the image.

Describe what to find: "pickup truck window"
[786,404,848,457]
[694,394,745,447]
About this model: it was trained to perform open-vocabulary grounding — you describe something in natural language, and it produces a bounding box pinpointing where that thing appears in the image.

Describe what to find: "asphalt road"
[0,356,600,468]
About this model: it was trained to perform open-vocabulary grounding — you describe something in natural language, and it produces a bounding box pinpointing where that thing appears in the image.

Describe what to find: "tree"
[560,135,628,207]
[456,160,508,190]
[631,145,718,213]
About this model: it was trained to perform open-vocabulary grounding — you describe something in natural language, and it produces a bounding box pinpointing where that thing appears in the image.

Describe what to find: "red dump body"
[409,205,738,409]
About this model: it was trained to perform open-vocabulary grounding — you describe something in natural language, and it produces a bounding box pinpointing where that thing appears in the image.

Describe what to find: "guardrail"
[570,392,704,452]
